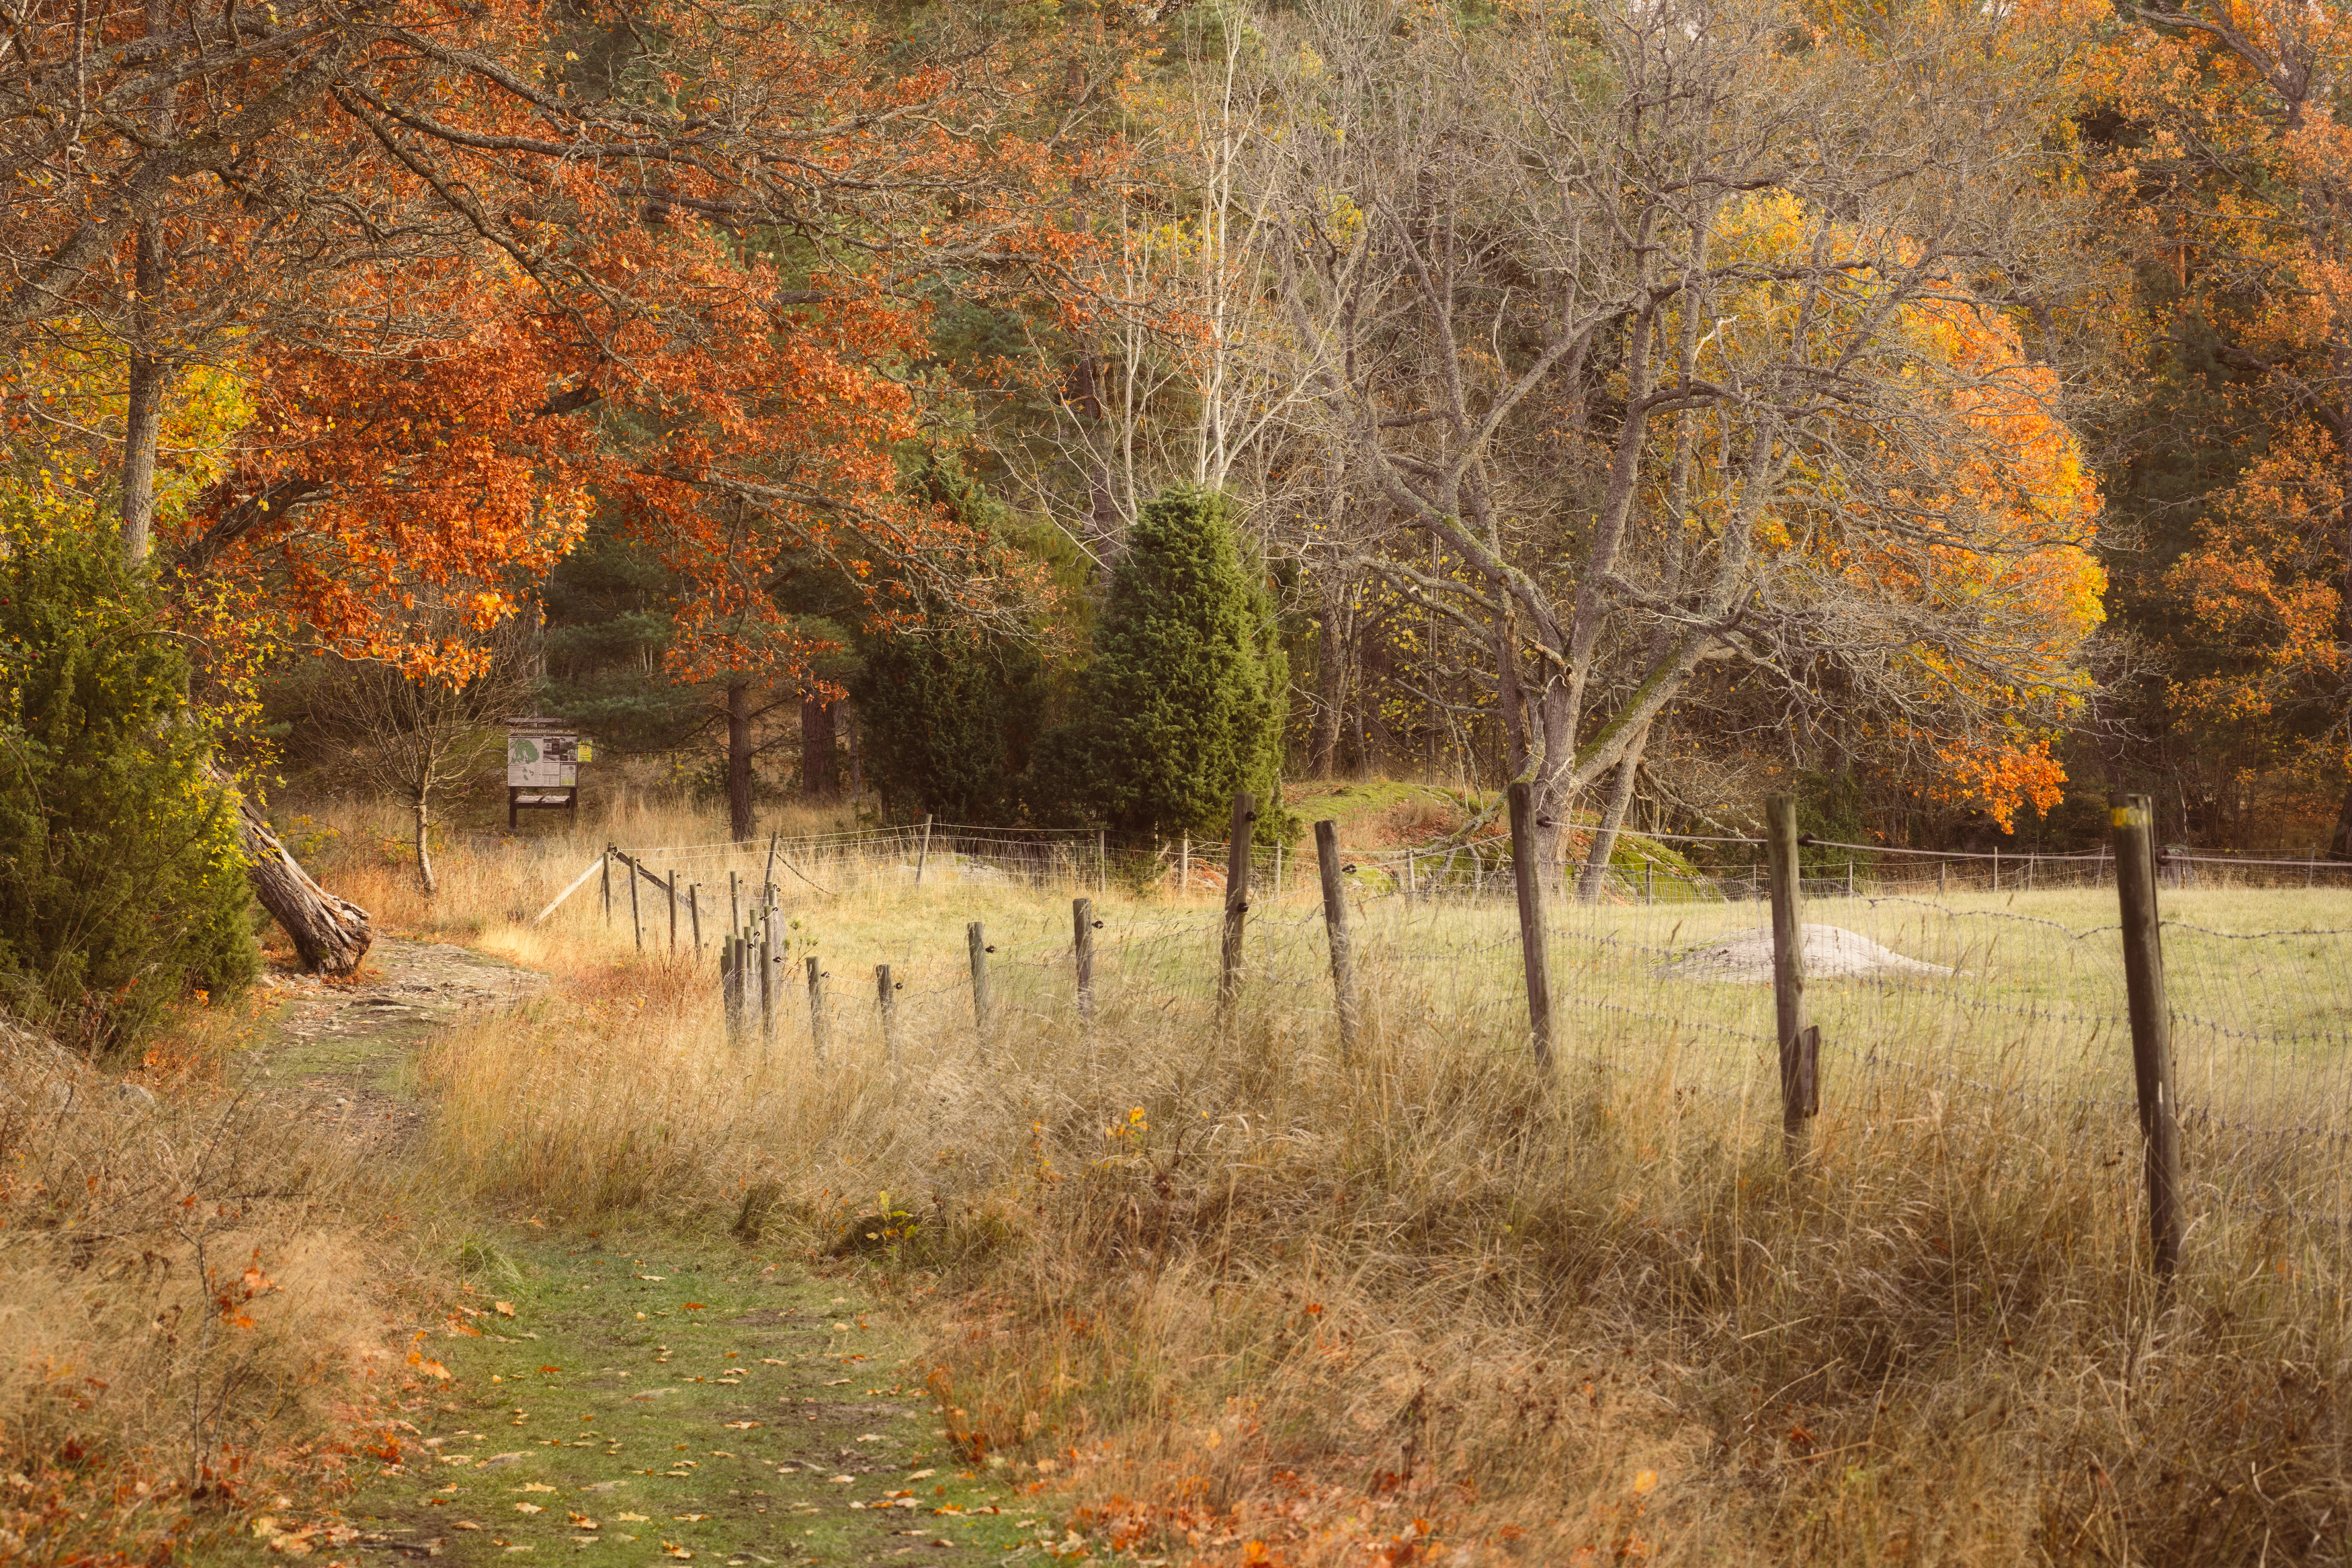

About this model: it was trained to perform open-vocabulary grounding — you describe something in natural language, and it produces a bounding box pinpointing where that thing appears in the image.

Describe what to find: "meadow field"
[251,794,2352,1565]
[17,789,2352,1564]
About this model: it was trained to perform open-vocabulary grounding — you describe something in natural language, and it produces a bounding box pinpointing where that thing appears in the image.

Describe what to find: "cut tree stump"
[233,793,373,975]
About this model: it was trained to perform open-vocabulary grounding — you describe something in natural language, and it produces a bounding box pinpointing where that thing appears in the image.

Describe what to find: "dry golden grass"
[389,814,2352,1565]
[0,1000,425,1564]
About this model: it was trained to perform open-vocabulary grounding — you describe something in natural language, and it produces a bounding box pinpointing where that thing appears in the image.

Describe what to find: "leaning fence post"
[1506,782,1554,1072]
[1767,795,1818,1164]
[1072,898,1095,1022]
[1315,821,1358,1064]
[806,956,830,1062]
[914,815,933,886]
[689,884,702,957]
[1218,795,1253,1025]
[627,853,642,950]
[667,868,679,953]
[876,963,896,1061]
[968,921,991,1037]
[2111,793,2185,1280]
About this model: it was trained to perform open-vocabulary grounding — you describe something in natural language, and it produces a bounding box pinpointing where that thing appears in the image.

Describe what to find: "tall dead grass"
[0,1010,419,1563]
[413,867,2352,1566]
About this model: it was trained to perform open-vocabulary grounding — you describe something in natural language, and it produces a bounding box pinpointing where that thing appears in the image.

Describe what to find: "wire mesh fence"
[572,818,2352,1254]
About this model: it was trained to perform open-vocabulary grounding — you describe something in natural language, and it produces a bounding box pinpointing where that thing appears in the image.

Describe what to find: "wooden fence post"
[667,869,679,953]
[1073,898,1095,1022]
[2112,792,2185,1280]
[1644,861,1654,904]
[729,871,740,935]
[915,815,933,887]
[1315,821,1358,1064]
[806,956,830,1062]
[627,853,642,950]
[1180,836,1190,894]
[1218,795,1253,1024]
[1845,860,1854,899]
[601,848,612,924]
[689,885,702,957]
[1098,828,1107,895]
[1506,782,1554,1072]
[876,964,896,1061]
[759,908,776,1050]
[1767,795,1818,1164]
[1938,861,1947,896]
[968,922,991,1036]
[721,938,741,1045]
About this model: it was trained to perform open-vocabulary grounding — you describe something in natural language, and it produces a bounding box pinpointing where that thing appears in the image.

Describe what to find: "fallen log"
[228,787,372,976]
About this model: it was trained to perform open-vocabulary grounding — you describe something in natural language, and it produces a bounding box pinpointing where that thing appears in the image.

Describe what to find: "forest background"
[7,0,2352,962]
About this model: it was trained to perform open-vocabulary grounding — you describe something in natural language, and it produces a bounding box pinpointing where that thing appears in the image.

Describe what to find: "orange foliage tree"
[1247,0,2106,870]
[2109,0,2352,851]
[2,0,1097,837]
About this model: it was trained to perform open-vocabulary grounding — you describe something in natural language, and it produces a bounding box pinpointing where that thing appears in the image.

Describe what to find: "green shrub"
[1030,486,1290,843]
[853,629,1042,824]
[0,516,257,1053]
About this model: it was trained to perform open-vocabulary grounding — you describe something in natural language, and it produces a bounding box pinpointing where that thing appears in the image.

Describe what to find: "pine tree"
[1032,486,1288,842]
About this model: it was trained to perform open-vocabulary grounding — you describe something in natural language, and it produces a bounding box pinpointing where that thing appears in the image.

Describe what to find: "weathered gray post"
[627,854,642,950]
[689,884,702,957]
[667,869,679,952]
[1767,795,1818,1164]
[914,815,933,887]
[806,956,830,1062]
[1218,795,1253,1025]
[1506,782,1554,1072]
[601,848,612,924]
[729,870,740,937]
[1073,898,1095,1022]
[759,908,777,1050]
[876,964,896,1061]
[721,938,741,1045]
[967,922,991,1035]
[1314,821,1358,1064]
[2112,793,2185,1280]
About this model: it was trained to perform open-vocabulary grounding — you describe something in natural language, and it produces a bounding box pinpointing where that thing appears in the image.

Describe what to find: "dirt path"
[243,938,546,1149]
[210,941,1057,1568]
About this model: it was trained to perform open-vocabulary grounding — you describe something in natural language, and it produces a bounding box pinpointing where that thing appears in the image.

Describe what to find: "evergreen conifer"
[1032,486,1288,842]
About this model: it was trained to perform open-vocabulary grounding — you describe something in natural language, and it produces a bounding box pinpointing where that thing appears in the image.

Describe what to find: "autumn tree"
[1241,0,2109,869]
[2099,0,2352,853]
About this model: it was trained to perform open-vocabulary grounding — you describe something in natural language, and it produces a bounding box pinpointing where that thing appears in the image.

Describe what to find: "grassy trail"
[208,941,1049,1568]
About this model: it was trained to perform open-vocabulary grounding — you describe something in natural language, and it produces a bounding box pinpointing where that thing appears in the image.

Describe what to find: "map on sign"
[508,732,581,789]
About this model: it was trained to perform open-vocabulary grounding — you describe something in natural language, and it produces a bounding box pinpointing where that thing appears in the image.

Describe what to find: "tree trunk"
[235,795,372,975]
[1311,578,1350,777]
[1576,725,1649,904]
[120,228,166,562]
[801,689,839,801]
[727,678,754,840]
[119,0,176,563]
[413,788,437,896]
[1069,354,1119,572]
